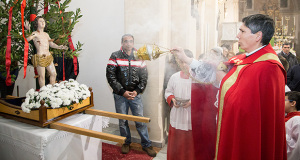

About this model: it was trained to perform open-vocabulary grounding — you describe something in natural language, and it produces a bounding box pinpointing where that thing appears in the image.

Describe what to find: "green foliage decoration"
[0,0,83,82]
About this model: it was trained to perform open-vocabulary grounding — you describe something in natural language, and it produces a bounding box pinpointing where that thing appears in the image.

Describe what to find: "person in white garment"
[285,91,300,160]
[164,49,195,160]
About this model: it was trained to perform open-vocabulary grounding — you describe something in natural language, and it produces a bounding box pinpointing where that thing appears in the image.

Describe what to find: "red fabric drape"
[5,6,14,86]
[44,1,48,14]
[56,1,63,20]
[191,83,218,160]
[21,0,29,79]
[57,1,78,79]
[68,35,78,75]
[63,52,65,80]
[5,0,20,86]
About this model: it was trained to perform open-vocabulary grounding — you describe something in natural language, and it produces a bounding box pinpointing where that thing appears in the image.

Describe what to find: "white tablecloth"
[0,114,103,160]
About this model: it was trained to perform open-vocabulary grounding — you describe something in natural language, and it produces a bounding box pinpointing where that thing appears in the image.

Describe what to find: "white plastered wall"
[12,0,222,147]
[14,0,125,122]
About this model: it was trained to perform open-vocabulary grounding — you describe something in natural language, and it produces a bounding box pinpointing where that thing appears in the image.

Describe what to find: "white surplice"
[165,72,192,131]
[286,116,300,160]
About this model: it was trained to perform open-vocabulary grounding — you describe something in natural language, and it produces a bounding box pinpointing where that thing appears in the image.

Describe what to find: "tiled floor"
[102,124,167,160]
[153,144,167,160]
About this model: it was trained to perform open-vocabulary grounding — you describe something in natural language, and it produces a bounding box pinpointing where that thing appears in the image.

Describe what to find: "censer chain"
[150,44,215,85]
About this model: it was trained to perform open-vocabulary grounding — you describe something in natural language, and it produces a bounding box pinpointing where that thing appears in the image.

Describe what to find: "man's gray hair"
[121,34,134,42]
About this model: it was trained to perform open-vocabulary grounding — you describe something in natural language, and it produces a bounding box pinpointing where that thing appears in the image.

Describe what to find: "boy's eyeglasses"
[285,99,294,102]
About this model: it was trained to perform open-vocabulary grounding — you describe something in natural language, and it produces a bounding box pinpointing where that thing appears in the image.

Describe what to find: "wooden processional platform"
[0,88,150,144]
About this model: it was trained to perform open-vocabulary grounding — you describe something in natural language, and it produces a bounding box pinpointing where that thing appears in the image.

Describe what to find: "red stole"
[285,112,300,122]
[215,44,287,160]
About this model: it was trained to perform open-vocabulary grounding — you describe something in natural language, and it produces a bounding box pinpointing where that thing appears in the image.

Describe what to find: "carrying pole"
[85,109,150,123]
[50,122,126,143]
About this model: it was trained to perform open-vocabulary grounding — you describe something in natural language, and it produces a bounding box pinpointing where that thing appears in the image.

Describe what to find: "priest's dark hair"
[242,14,274,46]
[285,91,300,111]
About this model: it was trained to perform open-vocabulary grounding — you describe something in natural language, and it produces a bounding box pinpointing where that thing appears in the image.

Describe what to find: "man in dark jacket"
[278,43,298,71]
[287,64,300,92]
[106,34,156,157]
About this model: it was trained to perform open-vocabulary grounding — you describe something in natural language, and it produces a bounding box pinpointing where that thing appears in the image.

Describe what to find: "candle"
[282,17,283,25]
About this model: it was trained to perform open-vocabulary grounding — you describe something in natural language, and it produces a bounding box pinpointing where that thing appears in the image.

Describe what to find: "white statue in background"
[26,16,68,87]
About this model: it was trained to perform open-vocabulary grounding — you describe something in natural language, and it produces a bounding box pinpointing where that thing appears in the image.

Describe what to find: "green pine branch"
[0,0,83,82]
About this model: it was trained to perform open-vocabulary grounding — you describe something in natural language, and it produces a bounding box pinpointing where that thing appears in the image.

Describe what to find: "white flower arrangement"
[21,79,91,113]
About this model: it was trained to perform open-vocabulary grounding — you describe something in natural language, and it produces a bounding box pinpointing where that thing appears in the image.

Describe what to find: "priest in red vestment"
[215,14,287,160]
[172,14,287,160]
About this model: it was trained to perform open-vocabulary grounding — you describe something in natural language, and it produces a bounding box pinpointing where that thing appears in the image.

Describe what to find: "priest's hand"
[171,47,193,65]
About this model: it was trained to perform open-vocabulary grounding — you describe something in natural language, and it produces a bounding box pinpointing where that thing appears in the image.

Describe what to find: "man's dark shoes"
[121,144,130,154]
[142,146,157,157]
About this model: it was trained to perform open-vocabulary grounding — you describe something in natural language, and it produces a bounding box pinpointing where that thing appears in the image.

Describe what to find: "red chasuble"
[215,44,287,160]
[191,83,218,160]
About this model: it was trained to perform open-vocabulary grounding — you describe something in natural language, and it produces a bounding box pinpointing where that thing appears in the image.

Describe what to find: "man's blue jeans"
[113,94,151,148]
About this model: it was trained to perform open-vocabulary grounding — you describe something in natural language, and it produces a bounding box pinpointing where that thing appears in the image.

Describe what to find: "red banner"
[68,35,78,75]
[44,1,48,14]
[63,52,65,80]
[5,6,14,86]
[57,1,78,76]
[56,1,63,20]
[21,0,29,79]
[5,0,19,86]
